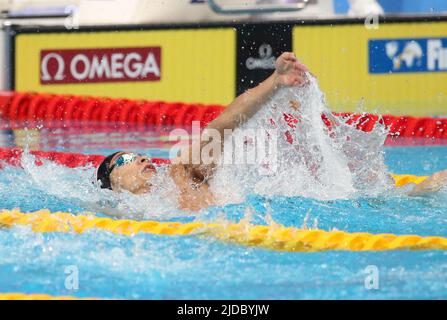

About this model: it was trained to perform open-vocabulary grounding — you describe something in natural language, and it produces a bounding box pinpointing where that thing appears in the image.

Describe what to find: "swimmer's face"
[109,152,157,194]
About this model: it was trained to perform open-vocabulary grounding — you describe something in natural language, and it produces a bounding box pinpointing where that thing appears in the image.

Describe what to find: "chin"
[141,173,154,182]
[141,167,156,178]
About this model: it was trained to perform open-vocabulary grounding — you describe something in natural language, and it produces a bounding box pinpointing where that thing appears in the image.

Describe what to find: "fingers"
[276,52,313,86]
[279,52,310,74]
[283,60,294,71]
[295,75,304,86]
[280,51,297,62]
[293,60,309,72]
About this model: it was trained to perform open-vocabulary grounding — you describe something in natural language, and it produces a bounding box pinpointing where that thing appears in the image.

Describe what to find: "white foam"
[210,74,394,202]
[6,74,394,216]
[18,151,184,220]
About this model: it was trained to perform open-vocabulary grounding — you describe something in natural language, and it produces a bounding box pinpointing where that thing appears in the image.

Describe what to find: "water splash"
[211,74,394,202]
[1,74,396,215]
[13,151,184,220]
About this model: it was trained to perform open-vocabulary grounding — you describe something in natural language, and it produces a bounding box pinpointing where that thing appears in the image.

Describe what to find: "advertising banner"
[11,18,447,116]
[15,28,236,105]
[293,21,447,116]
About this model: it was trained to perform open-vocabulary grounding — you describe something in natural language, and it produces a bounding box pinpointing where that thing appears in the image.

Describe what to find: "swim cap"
[96,151,121,190]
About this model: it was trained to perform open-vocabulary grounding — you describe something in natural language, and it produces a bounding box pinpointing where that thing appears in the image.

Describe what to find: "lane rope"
[0,147,429,187]
[1,91,446,138]
[0,293,91,300]
[1,209,446,252]
[391,173,429,187]
[0,147,169,169]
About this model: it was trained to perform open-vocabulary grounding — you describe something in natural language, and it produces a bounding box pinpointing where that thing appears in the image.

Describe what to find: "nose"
[138,156,151,164]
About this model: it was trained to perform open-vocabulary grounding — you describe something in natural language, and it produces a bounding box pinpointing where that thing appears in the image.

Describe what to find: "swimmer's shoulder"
[167,162,185,178]
[169,162,206,186]
[168,162,191,185]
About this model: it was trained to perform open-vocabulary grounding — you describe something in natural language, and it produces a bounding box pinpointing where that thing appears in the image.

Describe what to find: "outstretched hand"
[274,52,309,87]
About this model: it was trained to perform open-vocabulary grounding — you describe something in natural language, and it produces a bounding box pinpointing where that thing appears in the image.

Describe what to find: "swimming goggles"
[96,152,142,190]
[111,153,139,170]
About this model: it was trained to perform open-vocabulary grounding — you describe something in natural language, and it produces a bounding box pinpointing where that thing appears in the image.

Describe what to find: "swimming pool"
[0,123,446,299]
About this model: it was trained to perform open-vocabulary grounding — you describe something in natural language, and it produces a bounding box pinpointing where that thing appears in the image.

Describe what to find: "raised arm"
[205,52,308,136]
[174,52,309,179]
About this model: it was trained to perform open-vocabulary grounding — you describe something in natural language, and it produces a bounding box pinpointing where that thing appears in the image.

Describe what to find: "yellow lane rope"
[1,209,446,252]
[0,174,437,300]
[0,293,91,300]
[391,173,429,187]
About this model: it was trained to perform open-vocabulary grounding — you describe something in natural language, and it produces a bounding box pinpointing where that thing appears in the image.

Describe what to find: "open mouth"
[142,164,156,173]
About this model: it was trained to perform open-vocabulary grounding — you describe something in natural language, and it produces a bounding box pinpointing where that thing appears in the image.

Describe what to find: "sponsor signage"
[369,38,447,74]
[293,21,447,116]
[40,47,161,84]
[236,24,292,95]
[14,28,236,104]
[11,19,447,115]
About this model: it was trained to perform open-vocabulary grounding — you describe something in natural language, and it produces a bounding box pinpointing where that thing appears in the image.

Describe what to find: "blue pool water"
[0,131,446,299]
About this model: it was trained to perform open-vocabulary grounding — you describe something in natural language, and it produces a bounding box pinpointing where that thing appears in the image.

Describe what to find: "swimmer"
[96,52,447,210]
[97,52,308,211]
